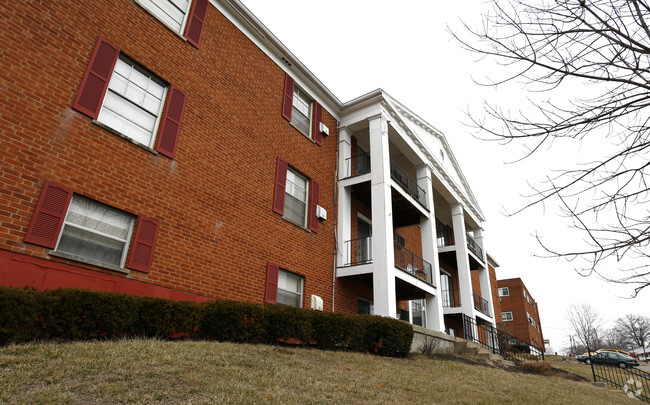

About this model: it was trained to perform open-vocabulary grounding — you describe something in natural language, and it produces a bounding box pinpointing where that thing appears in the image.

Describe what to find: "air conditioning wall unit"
[316,205,327,220]
[311,295,323,311]
[319,122,329,137]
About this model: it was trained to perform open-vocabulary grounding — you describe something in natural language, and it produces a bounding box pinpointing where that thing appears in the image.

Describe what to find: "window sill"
[288,121,316,144]
[48,251,129,274]
[281,217,311,233]
[92,120,159,155]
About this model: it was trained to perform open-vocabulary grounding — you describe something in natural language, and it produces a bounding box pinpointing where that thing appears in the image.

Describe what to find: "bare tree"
[455,0,650,296]
[566,303,603,351]
[615,314,650,359]
[601,327,632,350]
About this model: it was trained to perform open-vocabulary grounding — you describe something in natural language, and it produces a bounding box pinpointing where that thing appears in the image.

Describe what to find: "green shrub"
[199,300,267,343]
[0,287,42,343]
[0,286,413,357]
[362,315,414,358]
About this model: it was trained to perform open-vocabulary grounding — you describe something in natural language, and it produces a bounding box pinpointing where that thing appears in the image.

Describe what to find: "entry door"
[357,217,372,263]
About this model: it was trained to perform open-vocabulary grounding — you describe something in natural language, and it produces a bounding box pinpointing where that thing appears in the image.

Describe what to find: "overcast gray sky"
[240,0,650,353]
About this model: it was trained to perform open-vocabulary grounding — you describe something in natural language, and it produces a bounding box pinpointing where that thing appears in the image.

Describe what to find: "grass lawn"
[0,339,639,404]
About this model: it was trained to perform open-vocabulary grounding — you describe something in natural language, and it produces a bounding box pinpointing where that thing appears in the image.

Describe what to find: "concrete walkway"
[638,364,650,373]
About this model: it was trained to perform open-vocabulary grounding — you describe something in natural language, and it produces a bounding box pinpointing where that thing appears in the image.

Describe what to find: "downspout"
[331,119,340,313]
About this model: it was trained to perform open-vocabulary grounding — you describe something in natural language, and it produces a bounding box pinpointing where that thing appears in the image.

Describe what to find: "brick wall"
[0,0,338,309]
[497,278,544,349]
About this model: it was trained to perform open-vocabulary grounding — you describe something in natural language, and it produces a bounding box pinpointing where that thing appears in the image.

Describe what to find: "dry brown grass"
[0,339,640,404]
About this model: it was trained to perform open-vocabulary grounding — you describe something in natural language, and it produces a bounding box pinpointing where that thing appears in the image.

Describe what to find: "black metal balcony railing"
[436,219,454,248]
[473,293,491,317]
[394,241,433,286]
[344,153,371,178]
[390,160,427,208]
[343,237,372,266]
[441,288,461,308]
[466,234,483,259]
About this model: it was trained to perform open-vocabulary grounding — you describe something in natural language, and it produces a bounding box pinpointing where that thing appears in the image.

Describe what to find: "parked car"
[577,351,640,368]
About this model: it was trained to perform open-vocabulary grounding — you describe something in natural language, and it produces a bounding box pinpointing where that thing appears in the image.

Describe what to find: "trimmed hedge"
[0,286,413,357]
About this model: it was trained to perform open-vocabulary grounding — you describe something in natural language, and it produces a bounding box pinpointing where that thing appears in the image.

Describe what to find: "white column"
[417,165,444,331]
[337,127,353,267]
[474,228,496,326]
[451,203,477,319]
[338,126,352,181]
[368,114,397,318]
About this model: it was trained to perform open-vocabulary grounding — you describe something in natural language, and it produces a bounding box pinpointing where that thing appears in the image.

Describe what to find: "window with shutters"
[97,56,168,148]
[281,74,325,146]
[277,269,304,308]
[284,169,309,227]
[136,0,208,47]
[73,37,186,159]
[272,157,320,232]
[24,181,160,273]
[56,195,136,268]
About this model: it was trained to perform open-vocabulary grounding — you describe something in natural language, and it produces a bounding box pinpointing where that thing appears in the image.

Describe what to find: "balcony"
[390,160,427,208]
[442,288,461,308]
[394,241,433,285]
[344,152,371,178]
[466,234,483,259]
[473,293,491,317]
[343,237,372,266]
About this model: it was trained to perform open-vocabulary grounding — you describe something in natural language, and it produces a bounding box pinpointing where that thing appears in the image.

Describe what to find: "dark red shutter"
[72,37,120,119]
[184,0,208,48]
[312,102,323,146]
[127,216,160,273]
[273,157,288,214]
[24,181,73,249]
[264,263,279,304]
[155,85,186,159]
[308,180,320,233]
[281,74,294,121]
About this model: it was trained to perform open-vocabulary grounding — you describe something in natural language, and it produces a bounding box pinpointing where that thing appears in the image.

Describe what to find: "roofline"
[212,0,343,112]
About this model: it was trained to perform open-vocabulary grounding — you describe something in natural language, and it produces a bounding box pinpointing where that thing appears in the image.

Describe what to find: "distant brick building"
[497,278,544,350]
[1,0,508,337]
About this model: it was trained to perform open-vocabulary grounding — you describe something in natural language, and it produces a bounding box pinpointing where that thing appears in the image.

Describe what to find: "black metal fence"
[466,234,483,259]
[390,160,428,208]
[344,152,371,178]
[462,314,545,363]
[343,237,372,266]
[442,288,461,308]
[586,351,650,402]
[473,293,491,317]
[394,241,433,286]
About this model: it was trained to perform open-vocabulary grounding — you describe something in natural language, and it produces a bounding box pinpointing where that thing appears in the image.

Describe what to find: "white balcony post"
[337,127,353,267]
[451,203,477,319]
[338,126,352,181]
[417,164,444,331]
[474,228,495,325]
[368,114,397,318]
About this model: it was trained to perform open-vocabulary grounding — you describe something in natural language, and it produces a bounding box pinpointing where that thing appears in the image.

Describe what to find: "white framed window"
[97,56,168,148]
[284,168,309,227]
[55,195,135,268]
[291,87,312,136]
[498,287,510,297]
[502,312,513,322]
[137,0,192,34]
[277,270,304,308]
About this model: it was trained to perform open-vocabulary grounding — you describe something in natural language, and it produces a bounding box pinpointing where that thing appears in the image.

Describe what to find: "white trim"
[502,311,513,322]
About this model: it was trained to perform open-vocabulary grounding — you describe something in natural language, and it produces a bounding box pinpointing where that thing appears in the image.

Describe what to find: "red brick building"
[497,278,544,350]
[0,0,340,309]
[1,0,507,335]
